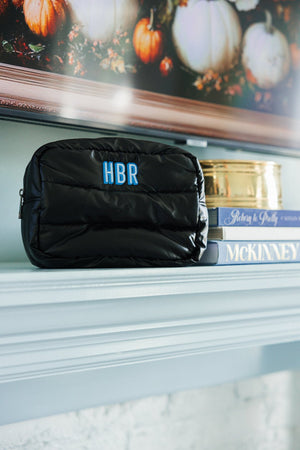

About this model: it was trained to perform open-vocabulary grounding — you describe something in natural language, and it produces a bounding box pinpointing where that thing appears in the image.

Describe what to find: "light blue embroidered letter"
[115,162,126,185]
[127,163,138,185]
[103,161,114,184]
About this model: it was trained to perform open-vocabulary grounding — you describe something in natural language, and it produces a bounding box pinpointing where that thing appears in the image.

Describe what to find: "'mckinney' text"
[226,242,300,262]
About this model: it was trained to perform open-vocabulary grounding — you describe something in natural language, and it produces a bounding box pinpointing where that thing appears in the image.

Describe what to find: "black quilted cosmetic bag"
[20,137,208,268]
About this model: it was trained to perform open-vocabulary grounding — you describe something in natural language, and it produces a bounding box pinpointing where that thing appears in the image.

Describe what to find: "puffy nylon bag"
[20,137,208,268]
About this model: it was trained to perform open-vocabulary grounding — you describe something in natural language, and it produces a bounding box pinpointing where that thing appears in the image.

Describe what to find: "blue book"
[199,240,300,265]
[208,207,300,228]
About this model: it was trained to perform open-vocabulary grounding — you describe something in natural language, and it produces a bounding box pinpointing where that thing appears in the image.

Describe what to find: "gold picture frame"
[1,62,300,149]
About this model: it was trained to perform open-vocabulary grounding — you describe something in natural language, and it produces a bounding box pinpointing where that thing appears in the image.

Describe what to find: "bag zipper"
[19,189,41,219]
[18,188,24,219]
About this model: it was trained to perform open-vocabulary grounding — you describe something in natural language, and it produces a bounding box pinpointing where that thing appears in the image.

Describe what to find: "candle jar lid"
[199,159,283,210]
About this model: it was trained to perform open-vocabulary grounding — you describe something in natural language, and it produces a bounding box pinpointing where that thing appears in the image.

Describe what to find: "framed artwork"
[0,0,300,149]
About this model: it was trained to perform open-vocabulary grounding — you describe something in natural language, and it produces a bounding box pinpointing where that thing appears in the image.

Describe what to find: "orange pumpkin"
[133,8,164,64]
[159,56,173,77]
[24,0,67,37]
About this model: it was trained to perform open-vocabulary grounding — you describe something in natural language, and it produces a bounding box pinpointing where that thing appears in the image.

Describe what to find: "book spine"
[210,208,300,228]
[200,241,300,265]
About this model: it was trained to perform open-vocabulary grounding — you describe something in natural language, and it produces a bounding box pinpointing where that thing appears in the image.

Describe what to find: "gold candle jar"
[199,160,283,210]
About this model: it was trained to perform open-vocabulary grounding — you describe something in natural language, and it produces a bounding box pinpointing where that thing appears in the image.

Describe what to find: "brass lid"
[200,159,282,210]
[200,159,280,165]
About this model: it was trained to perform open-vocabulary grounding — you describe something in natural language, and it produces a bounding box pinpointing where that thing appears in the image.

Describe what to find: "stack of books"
[200,207,300,265]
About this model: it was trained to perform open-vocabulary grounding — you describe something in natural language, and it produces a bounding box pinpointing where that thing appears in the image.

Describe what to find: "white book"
[208,227,300,241]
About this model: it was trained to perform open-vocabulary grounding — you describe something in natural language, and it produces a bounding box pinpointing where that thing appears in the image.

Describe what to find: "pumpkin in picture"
[67,0,139,42]
[172,0,242,74]
[242,11,291,89]
[159,56,173,77]
[23,0,67,37]
[133,8,164,64]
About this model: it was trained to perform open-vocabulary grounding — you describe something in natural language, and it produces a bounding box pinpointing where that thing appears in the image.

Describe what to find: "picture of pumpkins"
[242,10,291,89]
[0,0,299,118]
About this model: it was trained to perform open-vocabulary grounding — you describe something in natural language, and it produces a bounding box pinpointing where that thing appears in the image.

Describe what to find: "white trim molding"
[1,263,300,424]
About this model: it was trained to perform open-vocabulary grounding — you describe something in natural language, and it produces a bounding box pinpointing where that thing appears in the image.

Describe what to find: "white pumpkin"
[67,0,139,42]
[172,0,242,74]
[242,11,290,89]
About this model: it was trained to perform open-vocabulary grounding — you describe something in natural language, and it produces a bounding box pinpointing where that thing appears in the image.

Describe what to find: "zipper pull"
[18,188,24,219]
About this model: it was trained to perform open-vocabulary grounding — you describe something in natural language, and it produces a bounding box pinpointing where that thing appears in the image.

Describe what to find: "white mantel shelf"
[1,262,300,425]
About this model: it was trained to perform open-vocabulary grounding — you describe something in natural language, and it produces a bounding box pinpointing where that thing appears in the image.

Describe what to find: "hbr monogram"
[103,161,138,186]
